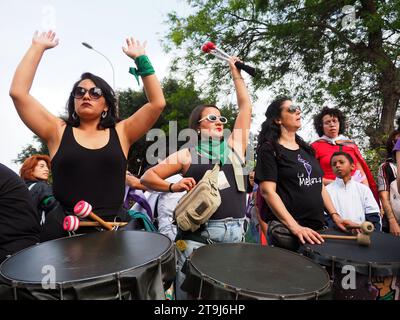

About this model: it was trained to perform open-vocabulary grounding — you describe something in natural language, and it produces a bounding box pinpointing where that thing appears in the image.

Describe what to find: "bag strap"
[228,150,246,192]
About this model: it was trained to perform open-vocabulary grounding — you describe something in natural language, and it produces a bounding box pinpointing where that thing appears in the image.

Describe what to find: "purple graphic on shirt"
[298,154,312,179]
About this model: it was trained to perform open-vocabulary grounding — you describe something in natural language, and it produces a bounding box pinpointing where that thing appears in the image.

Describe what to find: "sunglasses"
[72,87,103,100]
[198,114,228,124]
[287,105,301,113]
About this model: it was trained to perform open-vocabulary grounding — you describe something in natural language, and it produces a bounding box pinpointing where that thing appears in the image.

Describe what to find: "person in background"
[326,152,381,231]
[378,120,400,236]
[311,107,378,202]
[19,154,67,241]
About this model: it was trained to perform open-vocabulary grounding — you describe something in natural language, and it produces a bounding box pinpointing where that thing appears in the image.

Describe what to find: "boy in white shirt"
[326,151,381,230]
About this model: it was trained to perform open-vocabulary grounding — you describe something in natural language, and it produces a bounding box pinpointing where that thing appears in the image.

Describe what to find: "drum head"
[1,231,172,284]
[300,230,400,276]
[184,243,330,300]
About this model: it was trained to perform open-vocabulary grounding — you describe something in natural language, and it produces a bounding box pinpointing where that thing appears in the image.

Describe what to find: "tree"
[14,135,49,165]
[164,0,400,148]
[16,77,238,175]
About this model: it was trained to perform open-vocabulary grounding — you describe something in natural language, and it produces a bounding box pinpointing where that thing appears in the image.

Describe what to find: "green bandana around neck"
[195,138,229,165]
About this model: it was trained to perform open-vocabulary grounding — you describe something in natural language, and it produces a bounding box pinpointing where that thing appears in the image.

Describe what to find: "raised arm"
[118,37,166,149]
[227,57,252,159]
[9,31,61,145]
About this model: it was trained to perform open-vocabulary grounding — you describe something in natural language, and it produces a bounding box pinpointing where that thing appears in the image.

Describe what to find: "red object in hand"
[73,200,113,231]
[201,41,216,53]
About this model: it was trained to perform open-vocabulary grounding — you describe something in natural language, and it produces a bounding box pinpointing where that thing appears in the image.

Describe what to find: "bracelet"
[168,183,174,193]
[129,55,155,85]
[233,76,243,81]
[330,212,340,218]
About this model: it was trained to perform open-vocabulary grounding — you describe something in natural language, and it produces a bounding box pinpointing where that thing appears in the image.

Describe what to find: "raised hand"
[32,31,59,50]
[122,37,146,59]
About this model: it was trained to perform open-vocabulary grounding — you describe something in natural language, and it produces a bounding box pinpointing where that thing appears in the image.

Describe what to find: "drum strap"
[175,227,213,245]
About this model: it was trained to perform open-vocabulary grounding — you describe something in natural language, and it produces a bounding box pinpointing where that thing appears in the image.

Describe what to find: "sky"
[0,0,316,173]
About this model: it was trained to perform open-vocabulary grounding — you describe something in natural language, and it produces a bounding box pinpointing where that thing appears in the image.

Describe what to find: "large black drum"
[300,230,400,300]
[182,243,331,300]
[0,231,175,300]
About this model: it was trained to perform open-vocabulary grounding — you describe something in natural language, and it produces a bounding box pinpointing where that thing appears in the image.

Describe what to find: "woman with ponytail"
[255,97,356,251]
[141,57,252,299]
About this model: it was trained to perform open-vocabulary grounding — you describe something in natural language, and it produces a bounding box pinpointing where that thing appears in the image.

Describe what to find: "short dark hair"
[313,107,346,137]
[330,151,354,166]
[65,72,118,129]
[188,104,220,131]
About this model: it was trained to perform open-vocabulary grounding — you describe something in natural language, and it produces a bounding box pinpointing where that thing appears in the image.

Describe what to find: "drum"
[0,231,175,300]
[300,230,400,300]
[181,243,331,300]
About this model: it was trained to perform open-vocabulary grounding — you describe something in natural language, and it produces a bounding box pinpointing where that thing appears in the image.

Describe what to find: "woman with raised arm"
[141,57,252,299]
[10,31,165,224]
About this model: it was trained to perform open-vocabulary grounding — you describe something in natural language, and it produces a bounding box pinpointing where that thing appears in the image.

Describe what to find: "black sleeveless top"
[52,125,127,220]
[184,148,247,220]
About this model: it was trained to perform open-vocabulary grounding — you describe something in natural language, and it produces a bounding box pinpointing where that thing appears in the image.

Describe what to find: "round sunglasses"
[72,86,103,100]
[198,114,228,124]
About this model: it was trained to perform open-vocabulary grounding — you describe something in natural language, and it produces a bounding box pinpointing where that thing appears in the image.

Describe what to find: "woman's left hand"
[122,37,146,59]
[228,56,242,76]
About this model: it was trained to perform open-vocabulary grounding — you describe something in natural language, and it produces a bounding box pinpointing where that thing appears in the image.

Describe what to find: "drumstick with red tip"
[73,201,114,231]
[63,215,127,232]
[201,41,256,77]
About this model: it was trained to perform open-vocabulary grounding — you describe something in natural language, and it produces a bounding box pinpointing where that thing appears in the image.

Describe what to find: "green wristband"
[129,55,155,85]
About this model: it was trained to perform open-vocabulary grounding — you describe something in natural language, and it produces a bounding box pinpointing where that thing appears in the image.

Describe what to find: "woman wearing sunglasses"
[10,31,165,225]
[141,56,251,299]
[255,98,355,251]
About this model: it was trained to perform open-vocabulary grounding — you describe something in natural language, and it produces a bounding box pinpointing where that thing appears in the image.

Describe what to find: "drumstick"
[201,41,256,76]
[345,221,375,234]
[73,201,114,231]
[63,216,127,232]
[321,233,371,246]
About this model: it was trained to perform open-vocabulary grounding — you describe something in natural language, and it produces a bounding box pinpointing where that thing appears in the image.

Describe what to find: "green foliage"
[14,136,49,165]
[163,0,400,149]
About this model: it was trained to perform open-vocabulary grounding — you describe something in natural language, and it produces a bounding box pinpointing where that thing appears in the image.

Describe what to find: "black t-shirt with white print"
[255,143,325,230]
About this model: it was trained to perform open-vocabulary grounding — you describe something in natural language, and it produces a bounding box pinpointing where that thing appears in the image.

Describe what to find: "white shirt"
[131,174,185,241]
[326,177,380,224]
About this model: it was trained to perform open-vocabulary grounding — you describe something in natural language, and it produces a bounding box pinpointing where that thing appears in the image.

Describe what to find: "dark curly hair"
[257,96,315,156]
[385,117,400,158]
[313,107,346,137]
[65,72,118,129]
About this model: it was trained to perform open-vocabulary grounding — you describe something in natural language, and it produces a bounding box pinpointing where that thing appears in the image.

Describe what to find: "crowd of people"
[1,30,400,300]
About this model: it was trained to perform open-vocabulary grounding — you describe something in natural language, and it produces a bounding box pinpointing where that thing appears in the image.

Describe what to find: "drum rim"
[300,245,400,276]
[299,231,400,276]
[0,230,175,287]
[188,243,331,300]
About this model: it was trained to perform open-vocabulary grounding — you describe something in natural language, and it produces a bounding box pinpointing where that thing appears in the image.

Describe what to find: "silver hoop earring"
[72,112,78,120]
[102,111,108,119]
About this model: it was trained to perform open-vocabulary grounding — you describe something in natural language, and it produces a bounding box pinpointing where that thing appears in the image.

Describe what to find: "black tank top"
[52,125,127,220]
[184,148,246,220]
